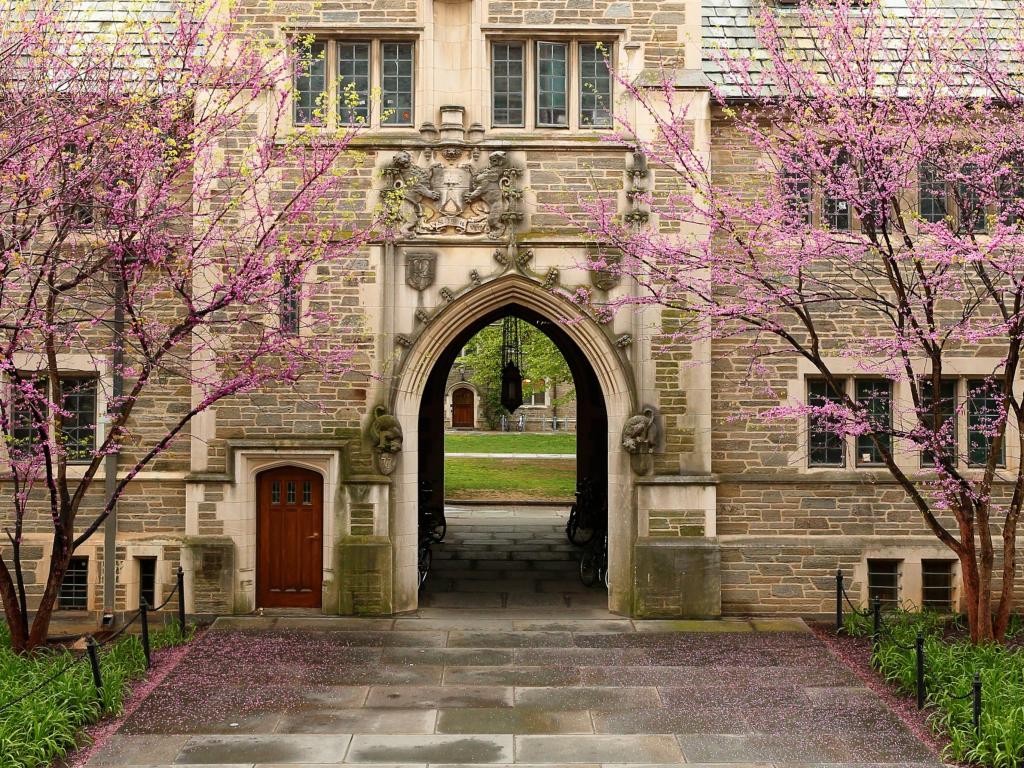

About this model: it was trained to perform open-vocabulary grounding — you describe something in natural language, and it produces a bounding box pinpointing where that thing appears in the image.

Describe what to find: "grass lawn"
[444,432,577,454]
[444,457,576,500]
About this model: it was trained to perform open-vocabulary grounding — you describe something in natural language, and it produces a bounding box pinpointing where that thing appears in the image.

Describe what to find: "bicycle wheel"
[565,504,578,543]
[418,544,432,587]
[579,549,600,587]
[568,514,595,546]
[432,515,447,543]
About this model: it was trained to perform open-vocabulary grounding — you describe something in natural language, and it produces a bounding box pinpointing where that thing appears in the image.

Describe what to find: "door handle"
[308,533,321,540]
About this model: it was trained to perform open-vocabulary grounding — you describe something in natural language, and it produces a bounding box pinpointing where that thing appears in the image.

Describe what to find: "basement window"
[867,559,900,610]
[138,557,157,608]
[58,557,89,610]
[922,560,955,612]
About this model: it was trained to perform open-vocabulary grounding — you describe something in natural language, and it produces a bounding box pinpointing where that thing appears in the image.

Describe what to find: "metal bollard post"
[86,636,103,697]
[140,599,151,669]
[915,632,925,710]
[835,569,844,631]
[973,673,982,734]
[176,566,186,636]
[872,598,881,651]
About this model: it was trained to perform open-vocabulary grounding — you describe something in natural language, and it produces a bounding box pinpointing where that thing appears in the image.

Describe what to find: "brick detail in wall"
[350,502,374,536]
[648,509,704,537]
[653,307,694,474]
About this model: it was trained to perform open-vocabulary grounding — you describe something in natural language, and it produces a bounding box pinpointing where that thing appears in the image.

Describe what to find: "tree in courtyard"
[575,0,1024,642]
[455,322,573,427]
[0,1,374,652]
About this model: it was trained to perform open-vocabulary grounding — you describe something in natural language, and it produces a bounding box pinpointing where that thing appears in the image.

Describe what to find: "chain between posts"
[0,567,186,712]
[834,570,983,731]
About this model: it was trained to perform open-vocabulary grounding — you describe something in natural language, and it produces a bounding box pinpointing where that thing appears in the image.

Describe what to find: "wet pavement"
[86,511,945,768]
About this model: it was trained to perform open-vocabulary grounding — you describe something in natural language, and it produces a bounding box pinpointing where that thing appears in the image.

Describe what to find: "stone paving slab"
[514,735,685,764]
[275,708,437,734]
[365,685,514,709]
[435,707,593,734]
[442,665,581,687]
[345,735,514,763]
[174,735,352,764]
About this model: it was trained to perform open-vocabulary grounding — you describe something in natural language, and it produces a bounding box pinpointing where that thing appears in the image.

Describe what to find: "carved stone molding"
[382,148,523,239]
[405,251,436,291]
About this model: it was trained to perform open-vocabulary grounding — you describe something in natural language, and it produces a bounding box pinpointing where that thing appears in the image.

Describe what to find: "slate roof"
[702,0,1023,96]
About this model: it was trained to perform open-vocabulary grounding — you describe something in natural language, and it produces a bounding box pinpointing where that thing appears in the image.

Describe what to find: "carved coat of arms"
[405,251,435,291]
[383,150,522,239]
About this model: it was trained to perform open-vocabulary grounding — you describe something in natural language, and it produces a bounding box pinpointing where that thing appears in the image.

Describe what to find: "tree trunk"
[23,537,72,652]
[958,549,985,643]
[0,557,28,654]
[994,525,1018,641]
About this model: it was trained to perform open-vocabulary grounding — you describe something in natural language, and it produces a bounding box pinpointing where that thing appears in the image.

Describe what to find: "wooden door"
[257,467,323,608]
[452,388,475,429]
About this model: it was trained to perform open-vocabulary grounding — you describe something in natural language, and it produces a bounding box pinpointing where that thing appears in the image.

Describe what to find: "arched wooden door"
[451,388,475,428]
[257,467,323,608]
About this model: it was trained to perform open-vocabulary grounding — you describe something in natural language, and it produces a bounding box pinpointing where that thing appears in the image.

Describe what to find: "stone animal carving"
[464,151,510,237]
[369,405,403,475]
[622,406,658,475]
[622,407,657,454]
[387,151,441,235]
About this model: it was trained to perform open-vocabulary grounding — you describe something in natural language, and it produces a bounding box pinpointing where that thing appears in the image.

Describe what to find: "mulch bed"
[809,621,956,765]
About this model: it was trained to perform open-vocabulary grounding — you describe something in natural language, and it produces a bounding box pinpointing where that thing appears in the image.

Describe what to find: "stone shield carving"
[383,150,522,239]
[405,251,436,291]
[369,405,403,476]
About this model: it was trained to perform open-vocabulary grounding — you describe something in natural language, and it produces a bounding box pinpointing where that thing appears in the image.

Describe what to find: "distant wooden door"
[452,388,475,428]
[257,467,323,608]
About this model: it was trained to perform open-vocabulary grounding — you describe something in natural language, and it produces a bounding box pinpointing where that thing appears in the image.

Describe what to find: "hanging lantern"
[500,317,524,413]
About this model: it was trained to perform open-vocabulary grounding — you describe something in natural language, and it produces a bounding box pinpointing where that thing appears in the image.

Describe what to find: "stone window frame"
[855,549,962,612]
[791,358,1021,475]
[289,35,419,130]
[520,377,548,408]
[6,371,101,466]
[485,33,618,132]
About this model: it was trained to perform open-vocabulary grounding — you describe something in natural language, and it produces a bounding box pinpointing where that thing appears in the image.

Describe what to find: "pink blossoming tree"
[0,1,373,652]
[578,0,1024,642]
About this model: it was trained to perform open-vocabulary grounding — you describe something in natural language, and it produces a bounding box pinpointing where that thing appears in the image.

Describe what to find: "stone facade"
[3,0,1022,623]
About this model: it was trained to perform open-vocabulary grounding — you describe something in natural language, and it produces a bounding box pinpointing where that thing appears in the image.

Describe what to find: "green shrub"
[845,610,1024,768]
[0,620,192,768]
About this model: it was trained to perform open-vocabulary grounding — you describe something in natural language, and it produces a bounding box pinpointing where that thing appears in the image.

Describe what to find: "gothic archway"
[389,275,637,613]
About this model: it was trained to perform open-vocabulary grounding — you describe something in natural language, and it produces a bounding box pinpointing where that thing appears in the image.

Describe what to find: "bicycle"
[417,533,432,588]
[419,480,447,542]
[566,478,598,545]
[579,533,608,588]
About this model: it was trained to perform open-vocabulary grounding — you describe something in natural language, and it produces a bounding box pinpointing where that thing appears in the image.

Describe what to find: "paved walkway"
[86,510,943,767]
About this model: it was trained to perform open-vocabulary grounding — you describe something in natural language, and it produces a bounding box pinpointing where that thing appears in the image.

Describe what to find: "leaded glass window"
[381,42,414,126]
[958,164,986,232]
[579,42,612,128]
[855,380,891,466]
[782,167,812,226]
[492,42,524,127]
[919,378,957,466]
[10,377,46,459]
[822,150,851,230]
[919,162,948,223]
[338,42,371,124]
[280,269,300,336]
[59,376,96,463]
[967,378,1005,466]
[808,379,845,467]
[536,42,568,127]
[293,40,327,125]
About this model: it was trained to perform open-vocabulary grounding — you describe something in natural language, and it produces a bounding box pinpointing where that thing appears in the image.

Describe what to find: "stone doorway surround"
[389,274,637,615]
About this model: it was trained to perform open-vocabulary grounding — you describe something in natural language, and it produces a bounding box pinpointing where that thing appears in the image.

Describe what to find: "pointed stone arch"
[388,274,638,613]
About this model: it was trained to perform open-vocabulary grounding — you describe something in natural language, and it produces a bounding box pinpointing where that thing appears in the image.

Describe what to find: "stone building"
[443,365,577,431]
[5,0,1023,623]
